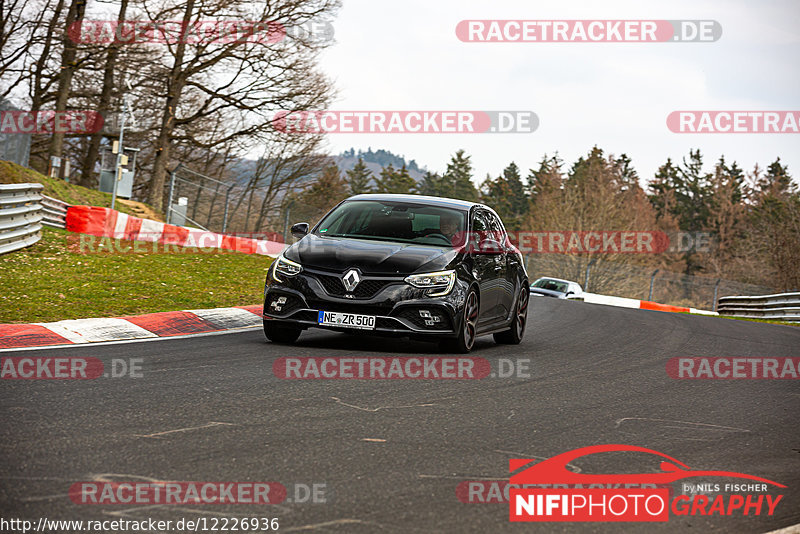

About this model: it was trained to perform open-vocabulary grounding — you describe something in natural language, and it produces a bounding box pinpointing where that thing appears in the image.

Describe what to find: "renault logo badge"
[342,269,360,292]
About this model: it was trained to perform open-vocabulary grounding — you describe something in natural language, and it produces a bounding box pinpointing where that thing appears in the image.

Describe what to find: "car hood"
[530,288,567,299]
[286,233,458,275]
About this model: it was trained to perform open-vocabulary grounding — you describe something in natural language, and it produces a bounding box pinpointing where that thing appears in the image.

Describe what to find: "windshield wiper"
[319,233,417,244]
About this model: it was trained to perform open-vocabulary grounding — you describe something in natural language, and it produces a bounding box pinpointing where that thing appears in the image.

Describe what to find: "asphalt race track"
[1,298,799,533]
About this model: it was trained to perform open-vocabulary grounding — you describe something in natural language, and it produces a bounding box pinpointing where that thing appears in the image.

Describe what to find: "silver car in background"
[529,277,583,299]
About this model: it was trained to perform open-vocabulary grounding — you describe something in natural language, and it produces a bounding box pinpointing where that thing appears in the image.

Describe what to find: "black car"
[262,194,529,353]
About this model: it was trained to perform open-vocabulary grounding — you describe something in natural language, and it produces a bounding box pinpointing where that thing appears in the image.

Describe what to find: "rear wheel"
[494,285,528,345]
[263,320,301,344]
[441,289,479,353]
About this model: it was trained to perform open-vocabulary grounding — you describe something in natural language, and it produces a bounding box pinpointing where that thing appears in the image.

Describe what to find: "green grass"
[685,311,799,327]
[0,227,272,323]
[714,315,799,327]
[0,160,162,219]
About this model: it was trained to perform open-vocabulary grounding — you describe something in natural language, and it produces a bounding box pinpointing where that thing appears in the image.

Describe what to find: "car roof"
[533,277,580,286]
[346,193,479,210]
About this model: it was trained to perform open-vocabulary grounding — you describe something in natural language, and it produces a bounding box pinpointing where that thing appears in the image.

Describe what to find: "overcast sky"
[318,0,800,186]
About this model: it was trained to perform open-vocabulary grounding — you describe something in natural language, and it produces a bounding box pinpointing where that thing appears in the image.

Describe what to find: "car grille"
[292,310,319,322]
[311,273,398,299]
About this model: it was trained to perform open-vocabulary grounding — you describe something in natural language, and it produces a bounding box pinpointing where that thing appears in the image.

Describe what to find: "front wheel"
[263,320,301,344]
[441,289,479,354]
[494,285,528,345]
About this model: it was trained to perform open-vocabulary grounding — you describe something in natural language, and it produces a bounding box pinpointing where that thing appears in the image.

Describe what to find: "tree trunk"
[77,0,128,187]
[147,0,195,210]
[47,0,87,174]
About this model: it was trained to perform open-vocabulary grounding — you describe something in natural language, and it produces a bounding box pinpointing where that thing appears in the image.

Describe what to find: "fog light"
[270,295,288,311]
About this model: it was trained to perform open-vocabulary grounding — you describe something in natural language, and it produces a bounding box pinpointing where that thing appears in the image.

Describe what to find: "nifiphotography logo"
[508,444,785,522]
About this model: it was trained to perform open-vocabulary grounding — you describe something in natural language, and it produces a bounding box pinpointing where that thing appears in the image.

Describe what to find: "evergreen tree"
[293,163,349,223]
[648,158,680,221]
[443,149,478,202]
[374,164,416,194]
[527,153,564,201]
[418,171,447,196]
[610,153,640,192]
[502,162,528,217]
[758,158,797,197]
[345,157,374,195]
[480,162,528,230]
[675,149,712,232]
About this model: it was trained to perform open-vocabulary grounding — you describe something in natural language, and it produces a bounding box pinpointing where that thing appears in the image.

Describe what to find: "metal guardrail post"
[167,164,180,225]
[584,258,597,293]
[648,269,660,301]
[283,200,294,244]
[712,278,722,312]
[222,188,231,233]
[111,97,128,211]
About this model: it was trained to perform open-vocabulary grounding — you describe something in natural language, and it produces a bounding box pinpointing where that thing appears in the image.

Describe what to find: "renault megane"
[262,194,529,353]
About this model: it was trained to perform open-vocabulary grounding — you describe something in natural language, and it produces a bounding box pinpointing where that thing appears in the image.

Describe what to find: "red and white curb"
[582,293,718,316]
[0,305,263,350]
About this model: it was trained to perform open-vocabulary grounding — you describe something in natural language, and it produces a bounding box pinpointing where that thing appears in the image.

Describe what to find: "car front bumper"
[263,266,469,339]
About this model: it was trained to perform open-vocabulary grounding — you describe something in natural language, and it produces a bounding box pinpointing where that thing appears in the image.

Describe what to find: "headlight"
[272,254,302,282]
[404,270,456,297]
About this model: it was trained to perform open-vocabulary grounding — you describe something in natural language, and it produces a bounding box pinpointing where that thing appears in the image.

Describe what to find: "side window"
[486,211,506,243]
[469,211,489,253]
[471,211,488,233]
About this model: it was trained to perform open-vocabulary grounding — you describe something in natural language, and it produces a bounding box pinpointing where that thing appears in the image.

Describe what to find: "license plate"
[318,311,376,330]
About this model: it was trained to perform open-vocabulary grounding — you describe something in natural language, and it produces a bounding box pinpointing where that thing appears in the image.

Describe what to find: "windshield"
[315,200,468,246]
[532,278,569,293]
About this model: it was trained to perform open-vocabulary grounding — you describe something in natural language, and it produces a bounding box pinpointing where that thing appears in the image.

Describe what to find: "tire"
[263,320,301,344]
[494,285,528,345]
[441,288,479,354]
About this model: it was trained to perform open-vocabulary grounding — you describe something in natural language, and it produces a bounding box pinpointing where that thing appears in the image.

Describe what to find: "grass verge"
[0,227,271,323]
[713,315,799,327]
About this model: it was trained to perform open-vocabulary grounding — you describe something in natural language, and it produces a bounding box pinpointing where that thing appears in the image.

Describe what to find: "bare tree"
[142,0,340,211]
[76,0,130,187]
[47,0,88,166]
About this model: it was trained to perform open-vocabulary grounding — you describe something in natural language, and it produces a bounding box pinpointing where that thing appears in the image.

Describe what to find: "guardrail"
[0,183,44,254]
[40,194,69,229]
[717,292,800,323]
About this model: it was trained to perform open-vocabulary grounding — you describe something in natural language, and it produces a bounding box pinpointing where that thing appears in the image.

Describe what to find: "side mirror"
[291,222,309,239]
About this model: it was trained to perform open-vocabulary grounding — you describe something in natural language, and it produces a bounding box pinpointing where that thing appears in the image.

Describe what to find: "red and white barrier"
[582,293,717,315]
[65,206,285,256]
